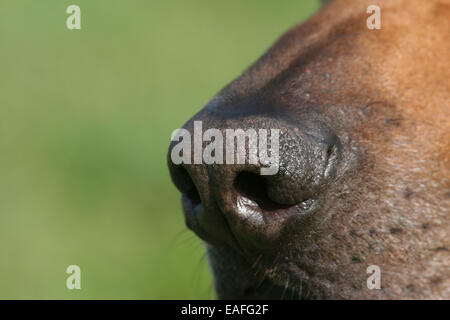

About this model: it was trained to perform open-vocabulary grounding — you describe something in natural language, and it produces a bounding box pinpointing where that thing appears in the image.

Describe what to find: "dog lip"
[220,276,303,300]
[182,193,250,257]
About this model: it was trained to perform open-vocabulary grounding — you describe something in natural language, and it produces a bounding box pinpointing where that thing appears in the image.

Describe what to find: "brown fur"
[169,0,449,299]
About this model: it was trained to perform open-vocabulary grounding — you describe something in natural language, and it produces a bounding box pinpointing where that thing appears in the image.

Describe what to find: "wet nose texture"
[168,117,340,255]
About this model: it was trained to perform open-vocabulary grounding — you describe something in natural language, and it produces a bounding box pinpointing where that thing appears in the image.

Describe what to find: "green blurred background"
[0,0,319,299]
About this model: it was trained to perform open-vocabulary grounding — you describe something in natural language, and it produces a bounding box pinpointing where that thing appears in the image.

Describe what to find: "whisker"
[280,278,289,300]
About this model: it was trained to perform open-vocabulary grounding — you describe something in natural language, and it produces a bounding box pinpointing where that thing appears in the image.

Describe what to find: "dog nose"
[167,109,340,255]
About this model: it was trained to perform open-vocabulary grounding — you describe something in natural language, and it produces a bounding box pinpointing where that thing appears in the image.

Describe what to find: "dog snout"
[167,110,340,255]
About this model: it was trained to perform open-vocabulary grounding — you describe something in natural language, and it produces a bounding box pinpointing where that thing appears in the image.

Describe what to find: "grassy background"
[0,0,319,299]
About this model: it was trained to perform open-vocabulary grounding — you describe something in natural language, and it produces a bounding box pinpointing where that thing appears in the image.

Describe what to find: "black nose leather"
[167,110,340,254]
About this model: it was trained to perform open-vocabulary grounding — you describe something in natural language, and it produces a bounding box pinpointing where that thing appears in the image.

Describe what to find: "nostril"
[324,144,339,178]
[233,172,291,212]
